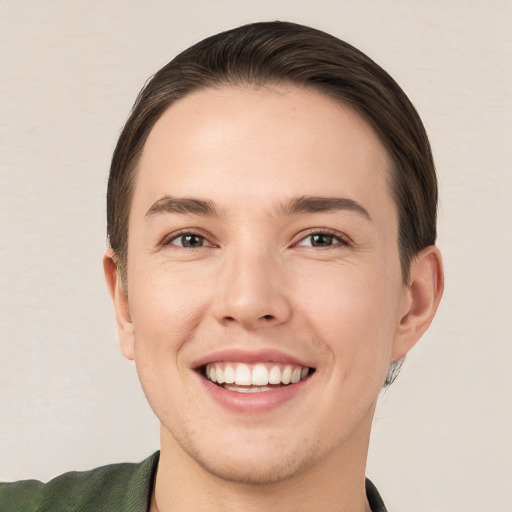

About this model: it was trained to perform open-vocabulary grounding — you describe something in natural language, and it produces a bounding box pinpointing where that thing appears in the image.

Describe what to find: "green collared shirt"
[0,452,388,511]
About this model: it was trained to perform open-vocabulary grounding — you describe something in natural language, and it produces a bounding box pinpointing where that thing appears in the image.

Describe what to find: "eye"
[296,231,349,248]
[166,232,211,249]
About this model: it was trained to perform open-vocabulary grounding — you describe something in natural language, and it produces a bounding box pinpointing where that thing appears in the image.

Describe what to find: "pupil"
[311,234,332,247]
[183,235,202,248]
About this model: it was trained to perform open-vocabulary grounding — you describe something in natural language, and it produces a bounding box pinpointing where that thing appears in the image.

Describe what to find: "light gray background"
[1,1,511,511]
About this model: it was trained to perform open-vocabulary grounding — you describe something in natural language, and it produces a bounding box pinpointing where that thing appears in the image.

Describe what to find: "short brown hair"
[107,21,438,384]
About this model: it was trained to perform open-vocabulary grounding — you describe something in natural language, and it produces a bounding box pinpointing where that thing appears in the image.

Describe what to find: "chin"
[167,420,326,486]
[188,442,321,486]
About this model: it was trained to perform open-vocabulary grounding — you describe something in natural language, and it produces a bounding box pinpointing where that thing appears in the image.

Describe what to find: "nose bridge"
[214,241,292,328]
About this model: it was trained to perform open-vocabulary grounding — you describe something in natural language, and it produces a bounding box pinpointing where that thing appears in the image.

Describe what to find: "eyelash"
[162,228,350,250]
[162,229,215,249]
[294,228,351,249]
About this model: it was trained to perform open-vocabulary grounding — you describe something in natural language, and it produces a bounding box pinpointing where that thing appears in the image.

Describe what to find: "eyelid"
[159,227,350,249]
[161,228,217,248]
[294,228,352,247]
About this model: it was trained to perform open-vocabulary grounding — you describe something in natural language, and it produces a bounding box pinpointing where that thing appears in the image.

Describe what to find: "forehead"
[132,84,394,221]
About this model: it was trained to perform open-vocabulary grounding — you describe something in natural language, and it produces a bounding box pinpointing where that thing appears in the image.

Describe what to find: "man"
[0,21,443,511]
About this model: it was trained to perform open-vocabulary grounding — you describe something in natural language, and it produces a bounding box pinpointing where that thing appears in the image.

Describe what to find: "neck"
[151,408,375,512]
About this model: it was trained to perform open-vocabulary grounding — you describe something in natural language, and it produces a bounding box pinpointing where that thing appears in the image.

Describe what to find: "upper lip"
[191,348,314,370]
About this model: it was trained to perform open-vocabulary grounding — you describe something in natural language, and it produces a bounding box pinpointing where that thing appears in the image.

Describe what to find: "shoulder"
[366,478,388,512]
[0,452,159,512]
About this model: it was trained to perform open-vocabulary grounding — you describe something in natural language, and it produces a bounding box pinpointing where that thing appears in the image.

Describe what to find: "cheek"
[298,263,401,366]
[127,269,211,416]
[128,262,211,343]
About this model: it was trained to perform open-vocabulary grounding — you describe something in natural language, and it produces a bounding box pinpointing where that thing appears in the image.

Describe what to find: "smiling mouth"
[201,362,314,393]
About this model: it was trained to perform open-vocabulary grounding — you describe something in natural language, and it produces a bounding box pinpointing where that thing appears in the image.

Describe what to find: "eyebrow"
[278,195,371,220]
[145,194,371,221]
[145,196,218,219]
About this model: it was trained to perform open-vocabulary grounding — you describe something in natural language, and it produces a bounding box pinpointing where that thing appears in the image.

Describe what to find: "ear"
[392,245,444,361]
[103,249,135,361]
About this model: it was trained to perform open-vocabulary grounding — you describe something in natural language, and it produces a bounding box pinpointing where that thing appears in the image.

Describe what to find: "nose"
[212,249,293,330]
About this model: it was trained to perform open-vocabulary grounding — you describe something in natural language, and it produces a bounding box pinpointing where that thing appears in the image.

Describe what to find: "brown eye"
[169,233,208,248]
[309,234,334,247]
[296,231,348,248]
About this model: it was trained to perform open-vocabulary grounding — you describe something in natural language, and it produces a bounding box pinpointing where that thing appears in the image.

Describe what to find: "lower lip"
[199,374,309,413]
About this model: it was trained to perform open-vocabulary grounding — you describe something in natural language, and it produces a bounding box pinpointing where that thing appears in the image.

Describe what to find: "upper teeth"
[205,362,310,386]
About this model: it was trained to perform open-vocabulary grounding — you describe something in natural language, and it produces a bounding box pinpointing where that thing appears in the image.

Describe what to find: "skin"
[104,84,443,511]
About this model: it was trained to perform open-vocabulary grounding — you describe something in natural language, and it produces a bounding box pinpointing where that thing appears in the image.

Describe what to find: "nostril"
[261,315,274,320]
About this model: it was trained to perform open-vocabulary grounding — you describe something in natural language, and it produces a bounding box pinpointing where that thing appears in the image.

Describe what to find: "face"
[115,84,413,484]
